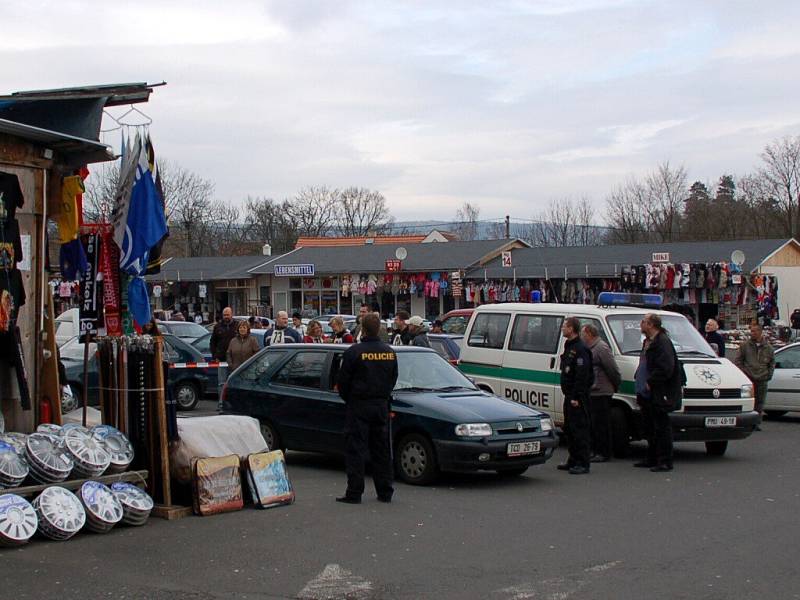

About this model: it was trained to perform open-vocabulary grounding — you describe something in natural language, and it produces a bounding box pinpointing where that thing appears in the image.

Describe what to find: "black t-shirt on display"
[0,269,26,313]
[0,218,22,270]
[0,172,24,224]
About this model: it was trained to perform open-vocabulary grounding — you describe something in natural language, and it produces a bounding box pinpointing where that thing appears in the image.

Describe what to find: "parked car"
[428,334,464,365]
[193,330,268,361]
[62,333,217,411]
[222,344,557,484]
[155,320,209,343]
[440,309,474,335]
[55,308,80,347]
[766,342,800,417]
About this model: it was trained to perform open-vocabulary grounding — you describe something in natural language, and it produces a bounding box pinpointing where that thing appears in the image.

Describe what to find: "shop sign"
[199,284,207,298]
[275,264,315,277]
[153,285,162,298]
[502,252,512,267]
[385,259,402,272]
[652,252,670,263]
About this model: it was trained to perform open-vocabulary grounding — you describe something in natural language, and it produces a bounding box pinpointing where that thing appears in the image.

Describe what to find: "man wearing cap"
[408,316,431,348]
[391,310,412,345]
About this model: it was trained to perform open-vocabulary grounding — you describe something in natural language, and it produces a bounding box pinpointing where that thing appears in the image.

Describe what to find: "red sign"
[385,259,402,272]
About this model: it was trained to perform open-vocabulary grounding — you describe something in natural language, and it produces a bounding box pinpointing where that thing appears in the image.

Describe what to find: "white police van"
[458,293,759,457]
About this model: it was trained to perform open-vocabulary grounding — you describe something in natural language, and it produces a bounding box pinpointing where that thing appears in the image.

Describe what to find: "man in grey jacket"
[581,324,622,462]
[734,322,775,426]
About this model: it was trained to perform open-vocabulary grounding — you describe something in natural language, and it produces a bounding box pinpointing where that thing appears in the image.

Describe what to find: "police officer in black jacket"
[557,316,594,475]
[336,313,399,504]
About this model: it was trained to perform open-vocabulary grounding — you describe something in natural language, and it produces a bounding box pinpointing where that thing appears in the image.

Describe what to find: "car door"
[503,313,564,418]
[768,346,800,411]
[267,350,330,451]
[317,351,348,452]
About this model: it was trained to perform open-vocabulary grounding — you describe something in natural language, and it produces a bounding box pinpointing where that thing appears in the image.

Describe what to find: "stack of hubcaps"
[0,433,27,456]
[26,434,73,484]
[110,483,153,526]
[91,426,134,473]
[0,442,28,488]
[0,494,38,546]
[79,482,123,533]
[64,430,110,478]
[36,424,62,435]
[33,487,85,541]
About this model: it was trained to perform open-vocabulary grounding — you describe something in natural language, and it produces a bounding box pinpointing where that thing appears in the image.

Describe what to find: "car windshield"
[192,333,211,353]
[394,351,477,392]
[442,316,469,334]
[165,322,207,338]
[607,313,716,357]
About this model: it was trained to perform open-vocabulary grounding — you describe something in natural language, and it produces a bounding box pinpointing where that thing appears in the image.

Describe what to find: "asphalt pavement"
[4,414,800,600]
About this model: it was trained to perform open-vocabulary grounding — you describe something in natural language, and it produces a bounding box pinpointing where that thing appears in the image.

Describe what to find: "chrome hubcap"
[176,386,196,407]
[400,441,427,478]
[261,424,275,450]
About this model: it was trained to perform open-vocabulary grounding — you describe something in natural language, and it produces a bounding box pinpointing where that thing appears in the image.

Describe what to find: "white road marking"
[495,561,622,599]
[297,563,373,600]
[584,560,622,573]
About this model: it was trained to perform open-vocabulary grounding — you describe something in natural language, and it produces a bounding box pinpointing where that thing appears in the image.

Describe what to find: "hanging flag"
[113,136,167,326]
[144,135,168,275]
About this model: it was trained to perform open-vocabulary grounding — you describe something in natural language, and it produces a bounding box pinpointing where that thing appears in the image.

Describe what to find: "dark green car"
[222,345,558,485]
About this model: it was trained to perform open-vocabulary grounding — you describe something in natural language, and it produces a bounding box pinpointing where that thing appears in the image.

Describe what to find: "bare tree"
[604,178,650,243]
[285,186,337,237]
[83,163,120,222]
[242,196,298,252]
[527,197,601,247]
[454,202,480,240]
[644,161,687,242]
[757,135,800,236]
[338,187,394,237]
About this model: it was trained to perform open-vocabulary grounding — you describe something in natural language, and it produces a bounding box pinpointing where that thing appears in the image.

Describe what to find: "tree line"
[85,133,800,257]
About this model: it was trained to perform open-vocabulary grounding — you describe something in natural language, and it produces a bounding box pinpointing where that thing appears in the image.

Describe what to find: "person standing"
[734,322,775,426]
[226,320,260,373]
[704,318,726,357]
[330,316,354,343]
[430,319,444,334]
[635,313,684,472]
[352,305,370,342]
[291,312,307,337]
[264,310,302,346]
[581,324,621,463]
[210,307,238,410]
[391,310,411,345]
[336,313,398,504]
[407,316,431,348]
[303,320,327,343]
[557,317,593,475]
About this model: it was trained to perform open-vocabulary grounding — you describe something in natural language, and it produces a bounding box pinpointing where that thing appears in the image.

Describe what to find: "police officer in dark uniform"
[557,316,593,475]
[336,313,399,504]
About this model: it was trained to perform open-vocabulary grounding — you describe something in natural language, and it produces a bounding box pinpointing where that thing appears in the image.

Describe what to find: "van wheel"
[395,434,439,485]
[610,406,630,458]
[705,441,728,456]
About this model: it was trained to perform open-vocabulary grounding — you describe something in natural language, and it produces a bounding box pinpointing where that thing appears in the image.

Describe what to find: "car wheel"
[610,405,630,458]
[496,466,528,477]
[63,384,81,413]
[173,381,200,411]
[765,410,787,419]
[260,420,284,453]
[395,433,438,485]
[705,441,728,456]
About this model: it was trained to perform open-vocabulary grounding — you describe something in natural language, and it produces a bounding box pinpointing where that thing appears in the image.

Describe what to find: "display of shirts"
[56,175,84,243]
[0,268,26,313]
[0,218,22,270]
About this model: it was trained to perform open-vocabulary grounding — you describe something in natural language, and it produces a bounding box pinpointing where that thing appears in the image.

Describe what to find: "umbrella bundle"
[0,493,38,546]
[110,482,153,526]
[78,481,123,533]
[33,486,86,541]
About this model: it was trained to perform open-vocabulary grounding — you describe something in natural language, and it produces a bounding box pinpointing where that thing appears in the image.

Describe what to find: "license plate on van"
[507,441,541,456]
[705,416,737,427]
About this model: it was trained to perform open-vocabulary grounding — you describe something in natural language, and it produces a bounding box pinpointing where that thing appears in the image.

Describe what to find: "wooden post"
[41,292,62,425]
[82,332,91,428]
[153,336,171,506]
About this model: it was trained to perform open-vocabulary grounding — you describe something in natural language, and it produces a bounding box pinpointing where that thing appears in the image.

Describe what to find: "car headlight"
[454,423,492,437]
[741,384,754,398]
[540,418,553,432]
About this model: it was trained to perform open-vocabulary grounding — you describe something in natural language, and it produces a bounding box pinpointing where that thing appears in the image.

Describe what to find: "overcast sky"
[3,0,800,222]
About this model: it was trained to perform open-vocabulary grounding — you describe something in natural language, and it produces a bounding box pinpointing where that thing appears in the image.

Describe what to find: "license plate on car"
[705,416,737,427]
[507,441,541,456]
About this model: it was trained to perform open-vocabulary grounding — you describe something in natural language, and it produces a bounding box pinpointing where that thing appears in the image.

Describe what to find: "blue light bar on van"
[597,292,662,308]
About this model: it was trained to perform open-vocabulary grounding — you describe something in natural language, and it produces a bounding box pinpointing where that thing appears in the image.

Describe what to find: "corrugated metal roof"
[249,239,523,275]
[145,254,286,282]
[467,238,798,279]
[0,118,115,166]
[0,82,163,107]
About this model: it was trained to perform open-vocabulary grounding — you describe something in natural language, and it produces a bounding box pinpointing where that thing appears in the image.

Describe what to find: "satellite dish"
[731,250,745,265]
[395,247,407,260]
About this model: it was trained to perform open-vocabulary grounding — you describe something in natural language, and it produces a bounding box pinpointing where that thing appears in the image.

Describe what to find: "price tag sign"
[502,252,512,267]
[385,259,402,272]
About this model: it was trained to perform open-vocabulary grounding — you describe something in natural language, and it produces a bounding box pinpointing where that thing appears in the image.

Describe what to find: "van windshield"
[607,314,716,357]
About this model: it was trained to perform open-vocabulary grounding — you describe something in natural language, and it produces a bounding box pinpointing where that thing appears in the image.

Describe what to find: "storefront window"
[304,291,321,316]
[321,290,338,315]
[290,291,302,316]
[396,296,411,316]
[425,296,441,320]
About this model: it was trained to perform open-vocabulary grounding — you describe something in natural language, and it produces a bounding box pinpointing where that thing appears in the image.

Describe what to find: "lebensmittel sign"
[275,264,315,277]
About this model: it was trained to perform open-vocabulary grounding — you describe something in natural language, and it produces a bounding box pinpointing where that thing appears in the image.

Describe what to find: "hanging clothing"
[56,175,84,243]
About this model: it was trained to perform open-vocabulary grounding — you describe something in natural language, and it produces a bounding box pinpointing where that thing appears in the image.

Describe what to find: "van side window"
[467,313,510,349]
[509,315,563,353]
[577,317,610,346]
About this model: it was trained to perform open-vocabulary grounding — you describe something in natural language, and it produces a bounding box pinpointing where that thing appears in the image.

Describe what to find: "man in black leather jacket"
[557,316,594,475]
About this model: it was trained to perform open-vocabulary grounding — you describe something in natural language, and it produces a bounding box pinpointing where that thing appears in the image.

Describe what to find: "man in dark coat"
[635,313,684,472]
[336,313,399,504]
[210,306,238,409]
[557,316,593,475]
